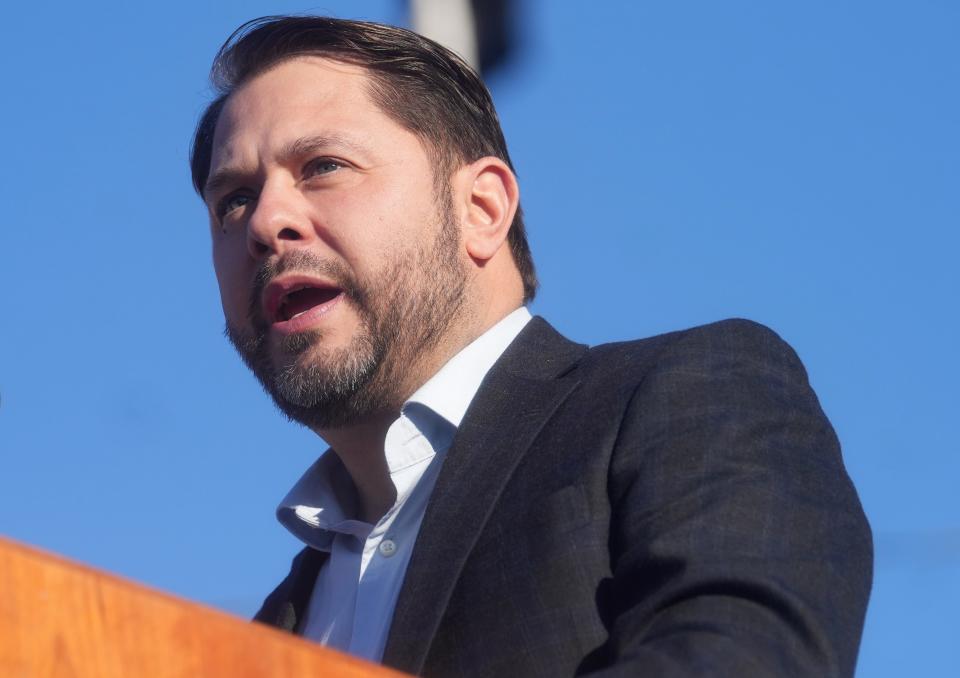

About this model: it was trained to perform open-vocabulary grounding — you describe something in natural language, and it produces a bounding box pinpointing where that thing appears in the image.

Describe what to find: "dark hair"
[190,15,537,301]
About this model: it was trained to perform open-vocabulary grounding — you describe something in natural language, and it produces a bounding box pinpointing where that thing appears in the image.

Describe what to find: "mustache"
[246,251,365,329]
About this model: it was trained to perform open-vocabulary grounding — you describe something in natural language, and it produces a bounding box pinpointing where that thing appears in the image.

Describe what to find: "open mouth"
[276,286,341,322]
[263,278,345,329]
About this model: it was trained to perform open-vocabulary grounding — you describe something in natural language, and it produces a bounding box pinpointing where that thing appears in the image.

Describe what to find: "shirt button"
[379,538,397,557]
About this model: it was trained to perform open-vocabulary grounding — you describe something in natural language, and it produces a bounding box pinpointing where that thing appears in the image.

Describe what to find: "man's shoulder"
[588,316,791,353]
[576,317,807,380]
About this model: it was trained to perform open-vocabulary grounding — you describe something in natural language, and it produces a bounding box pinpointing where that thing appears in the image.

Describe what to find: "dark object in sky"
[409,0,519,76]
[471,0,517,75]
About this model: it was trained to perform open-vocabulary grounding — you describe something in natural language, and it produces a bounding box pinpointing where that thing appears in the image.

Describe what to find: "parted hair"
[190,15,537,301]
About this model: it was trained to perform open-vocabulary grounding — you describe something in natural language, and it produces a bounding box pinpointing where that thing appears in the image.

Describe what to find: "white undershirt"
[276,307,532,661]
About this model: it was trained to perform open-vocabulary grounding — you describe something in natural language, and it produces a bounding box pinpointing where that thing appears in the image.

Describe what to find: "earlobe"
[460,157,519,262]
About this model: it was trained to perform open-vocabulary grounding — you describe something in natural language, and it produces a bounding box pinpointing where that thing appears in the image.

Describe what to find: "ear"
[455,157,519,263]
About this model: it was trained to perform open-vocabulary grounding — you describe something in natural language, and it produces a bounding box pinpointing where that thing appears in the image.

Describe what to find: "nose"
[245,181,313,259]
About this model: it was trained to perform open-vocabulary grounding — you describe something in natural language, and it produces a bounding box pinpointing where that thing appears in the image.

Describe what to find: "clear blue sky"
[1,2,957,676]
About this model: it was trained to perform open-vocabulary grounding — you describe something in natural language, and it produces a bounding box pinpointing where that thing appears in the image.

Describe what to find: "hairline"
[191,16,537,301]
[211,52,464,196]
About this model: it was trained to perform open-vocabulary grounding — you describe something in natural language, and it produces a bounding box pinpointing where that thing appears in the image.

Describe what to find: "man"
[190,16,872,677]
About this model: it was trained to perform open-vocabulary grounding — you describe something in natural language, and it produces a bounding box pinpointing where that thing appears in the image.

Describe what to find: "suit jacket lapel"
[382,317,586,674]
[253,546,327,633]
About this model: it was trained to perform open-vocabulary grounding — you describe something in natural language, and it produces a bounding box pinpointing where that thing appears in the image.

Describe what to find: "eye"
[216,193,253,220]
[303,157,344,178]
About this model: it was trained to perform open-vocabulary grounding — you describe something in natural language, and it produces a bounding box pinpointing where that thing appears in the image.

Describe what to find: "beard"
[225,198,467,430]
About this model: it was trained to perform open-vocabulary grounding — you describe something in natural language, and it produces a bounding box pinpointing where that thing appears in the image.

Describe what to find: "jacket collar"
[253,545,327,633]
[255,317,586,661]
[382,316,586,673]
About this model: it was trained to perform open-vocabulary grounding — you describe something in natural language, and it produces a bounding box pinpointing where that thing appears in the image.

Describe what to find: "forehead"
[210,56,410,168]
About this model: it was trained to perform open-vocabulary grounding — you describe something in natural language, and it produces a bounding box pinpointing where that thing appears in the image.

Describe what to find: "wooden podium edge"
[0,535,406,677]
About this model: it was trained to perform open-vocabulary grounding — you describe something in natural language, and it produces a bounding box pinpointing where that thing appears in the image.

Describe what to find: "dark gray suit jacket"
[254,317,872,677]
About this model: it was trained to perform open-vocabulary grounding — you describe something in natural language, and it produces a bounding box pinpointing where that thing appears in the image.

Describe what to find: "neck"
[319,413,398,523]
[314,302,522,524]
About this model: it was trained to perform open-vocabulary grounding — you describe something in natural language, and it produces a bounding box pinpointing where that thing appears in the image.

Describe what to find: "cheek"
[338,189,435,262]
[212,239,251,322]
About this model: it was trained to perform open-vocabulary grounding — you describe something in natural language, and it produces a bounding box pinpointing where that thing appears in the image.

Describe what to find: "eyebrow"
[203,133,370,200]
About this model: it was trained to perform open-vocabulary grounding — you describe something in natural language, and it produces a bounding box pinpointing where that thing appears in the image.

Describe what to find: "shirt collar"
[277,306,532,546]
[405,306,532,429]
[279,451,371,548]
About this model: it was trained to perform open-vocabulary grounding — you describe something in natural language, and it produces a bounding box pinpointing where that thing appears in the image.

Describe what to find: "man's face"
[204,57,468,430]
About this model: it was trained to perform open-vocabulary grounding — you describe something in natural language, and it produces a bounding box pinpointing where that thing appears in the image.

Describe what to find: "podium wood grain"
[0,537,405,677]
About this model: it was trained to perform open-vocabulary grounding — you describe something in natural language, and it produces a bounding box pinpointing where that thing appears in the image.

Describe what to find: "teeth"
[291,310,309,320]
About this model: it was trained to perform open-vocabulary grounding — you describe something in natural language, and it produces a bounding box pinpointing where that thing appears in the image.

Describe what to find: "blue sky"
[1,2,957,676]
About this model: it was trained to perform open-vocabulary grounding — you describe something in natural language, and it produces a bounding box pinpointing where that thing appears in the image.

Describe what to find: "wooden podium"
[0,537,405,677]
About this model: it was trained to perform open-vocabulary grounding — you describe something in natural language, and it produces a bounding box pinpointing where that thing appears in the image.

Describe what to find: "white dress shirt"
[276,307,532,661]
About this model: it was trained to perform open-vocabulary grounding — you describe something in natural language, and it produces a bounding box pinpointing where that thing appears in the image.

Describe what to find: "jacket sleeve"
[594,319,872,677]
